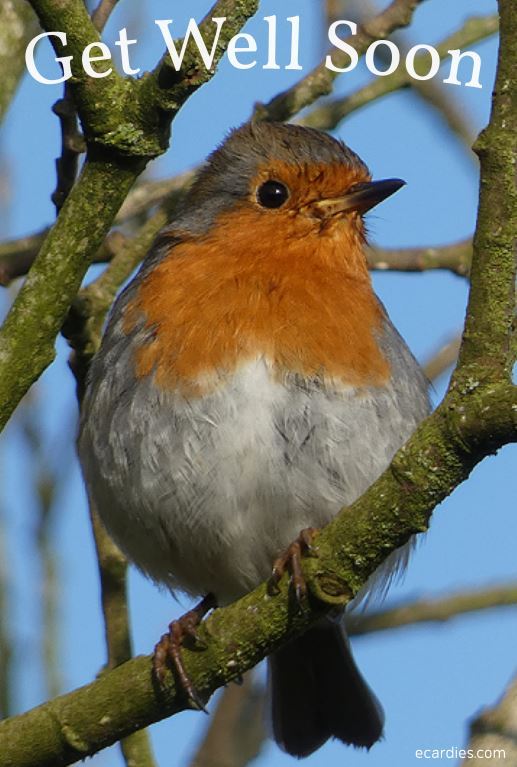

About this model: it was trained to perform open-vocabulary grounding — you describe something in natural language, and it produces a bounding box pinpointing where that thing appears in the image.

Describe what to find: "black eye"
[257,180,290,209]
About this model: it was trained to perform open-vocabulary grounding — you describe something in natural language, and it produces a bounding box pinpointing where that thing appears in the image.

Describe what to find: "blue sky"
[1,2,515,766]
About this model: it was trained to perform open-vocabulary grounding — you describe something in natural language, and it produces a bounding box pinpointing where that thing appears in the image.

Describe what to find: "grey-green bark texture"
[0,0,260,432]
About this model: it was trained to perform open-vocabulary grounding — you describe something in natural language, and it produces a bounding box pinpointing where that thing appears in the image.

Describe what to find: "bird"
[78,120,430,758]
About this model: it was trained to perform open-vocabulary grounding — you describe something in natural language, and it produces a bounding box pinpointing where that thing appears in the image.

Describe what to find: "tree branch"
[452,2,516,384]
[462,673,517,766]
[0,172,194,287]
[0,1,40,123]
[51,0,123,214]
[0,1,259,433]
[0,373,516,767]
[88,504,157,767]
[90,0,120,32]
[256,0,427,122]
[301,15,498,133]
[0,157,143,433]
[367,239,472,276]
[347,584,517,636]
[423,336,462,382]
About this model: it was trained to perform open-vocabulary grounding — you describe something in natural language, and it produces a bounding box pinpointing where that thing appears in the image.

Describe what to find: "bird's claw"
[152,593,216,711]
[267,527,319,607]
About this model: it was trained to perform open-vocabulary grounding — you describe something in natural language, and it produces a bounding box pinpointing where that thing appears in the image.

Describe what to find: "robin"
[78,121,430,757]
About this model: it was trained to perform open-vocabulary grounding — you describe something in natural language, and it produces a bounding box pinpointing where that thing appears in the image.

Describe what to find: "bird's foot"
[268,527,319,605]
[153,592,217,711]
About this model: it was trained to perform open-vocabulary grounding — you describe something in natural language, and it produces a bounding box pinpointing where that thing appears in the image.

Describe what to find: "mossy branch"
[453,1,517,384]
[0,1,259,434]
[0,158,141,433]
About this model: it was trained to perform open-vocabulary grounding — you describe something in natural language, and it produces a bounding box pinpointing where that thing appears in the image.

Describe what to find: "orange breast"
[124,206,390,395]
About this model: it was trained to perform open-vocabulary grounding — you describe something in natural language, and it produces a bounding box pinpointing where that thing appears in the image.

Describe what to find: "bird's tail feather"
[269,619,384,758]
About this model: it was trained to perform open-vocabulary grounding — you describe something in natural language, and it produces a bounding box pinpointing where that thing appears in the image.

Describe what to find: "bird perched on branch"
[79,121,430,757]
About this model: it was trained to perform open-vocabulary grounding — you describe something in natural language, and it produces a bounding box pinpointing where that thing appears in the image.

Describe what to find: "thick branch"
[256,0,426,122]
[0,3,258,433]
[0,157,142,433]
[453,1,517,384]
[27,0,130,153]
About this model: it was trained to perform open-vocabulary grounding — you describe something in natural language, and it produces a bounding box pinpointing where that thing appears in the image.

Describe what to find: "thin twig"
[20,394,64,700]
[88,504,157,767]
[90,0,120,31]
[347,584,517,636]
[301,15,498,138]
[51,90,86,214]
[307,0,489,153]
[423,337,462,382]
[0,509,13,719]
[367,239,472,276]
[117,171,195,222]
[256,0,427,122]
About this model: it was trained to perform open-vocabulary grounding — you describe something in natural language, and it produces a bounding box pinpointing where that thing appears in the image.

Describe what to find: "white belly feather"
[80,348,429,605]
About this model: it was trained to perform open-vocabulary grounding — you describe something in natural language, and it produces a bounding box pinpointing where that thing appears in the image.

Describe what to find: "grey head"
[168,121,370,237]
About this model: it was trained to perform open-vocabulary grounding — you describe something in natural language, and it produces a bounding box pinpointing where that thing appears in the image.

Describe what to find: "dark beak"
[312,178,406,218]
[341,178,406,213]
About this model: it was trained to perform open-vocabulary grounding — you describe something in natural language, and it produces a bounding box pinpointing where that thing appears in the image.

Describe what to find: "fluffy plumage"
[78,121,430,758]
